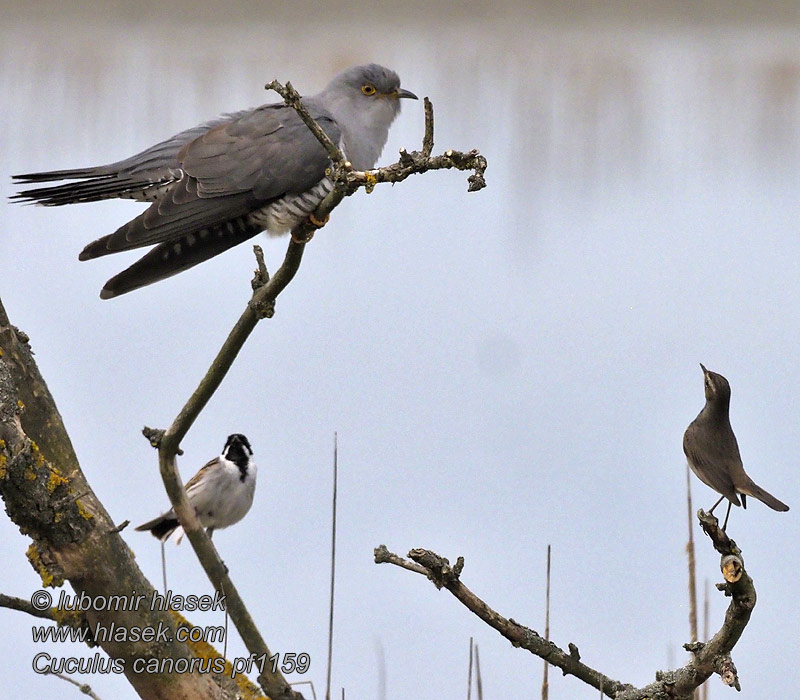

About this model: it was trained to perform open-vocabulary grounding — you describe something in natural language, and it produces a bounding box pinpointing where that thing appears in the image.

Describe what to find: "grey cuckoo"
[12,64,417,298]
[683,363,789,529]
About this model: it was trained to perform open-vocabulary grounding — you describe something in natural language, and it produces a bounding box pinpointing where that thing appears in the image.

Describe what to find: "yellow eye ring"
[361,84,377,96]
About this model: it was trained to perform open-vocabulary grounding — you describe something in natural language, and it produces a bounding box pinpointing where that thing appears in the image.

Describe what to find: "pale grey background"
[1,2,798,699]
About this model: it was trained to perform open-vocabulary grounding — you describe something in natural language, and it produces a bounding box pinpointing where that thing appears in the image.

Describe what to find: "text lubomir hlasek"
[55,589,226,612]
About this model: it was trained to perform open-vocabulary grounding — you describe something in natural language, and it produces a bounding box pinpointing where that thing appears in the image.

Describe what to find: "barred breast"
[249,177,334,236]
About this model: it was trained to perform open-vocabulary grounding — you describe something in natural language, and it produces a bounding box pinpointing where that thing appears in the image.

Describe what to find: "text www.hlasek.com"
[29,588,310,679]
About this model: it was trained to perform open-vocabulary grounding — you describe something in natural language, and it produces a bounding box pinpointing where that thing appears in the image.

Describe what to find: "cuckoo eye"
[361,84,377,96]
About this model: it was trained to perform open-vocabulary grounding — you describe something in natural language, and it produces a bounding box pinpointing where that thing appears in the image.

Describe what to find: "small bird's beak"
[396,88,418,100]
[700,363,708,374]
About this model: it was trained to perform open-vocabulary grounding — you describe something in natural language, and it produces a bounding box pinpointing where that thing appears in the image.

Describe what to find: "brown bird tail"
[739,482,790,512]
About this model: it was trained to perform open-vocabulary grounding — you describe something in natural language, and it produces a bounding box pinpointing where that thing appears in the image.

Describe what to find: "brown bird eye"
[361,84,377,96]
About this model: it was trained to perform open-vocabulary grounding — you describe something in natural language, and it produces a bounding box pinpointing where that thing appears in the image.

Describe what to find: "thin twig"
[160,540,167,594]
[686,465,699,643]
[325,433,339,700]
[291,680,318,700]
[108,519,129,534]
[467,637,474,700]
[0,593,56,621]
[542,544,551,700]
[422,98,435,158]
[474,643,483,700]
[266,80,345,165]
[222,580,228,663]
[702,579,709,700]
[686,466,699,700]
[374,545,428,576]
[46,671,103,699]
[375,547,628,698]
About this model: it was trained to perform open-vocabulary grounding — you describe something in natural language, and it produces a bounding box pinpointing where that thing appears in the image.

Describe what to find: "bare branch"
[374,547,630,698]
[137,81,487,700]
[250,245,275,318]
[1,298,243,700]
[374,544,428,576]
[0,592,54,620]
[156,239,306,456]
[377,514,759,700]
[266,79,346,165]
[467,637,474,700]
[0,591,94,645]
[46,671,103,700]
[685,466,699,646]
[422,98,434,158]
[542,544,551,700]
[474,643,483,700]
[326,434,339,700]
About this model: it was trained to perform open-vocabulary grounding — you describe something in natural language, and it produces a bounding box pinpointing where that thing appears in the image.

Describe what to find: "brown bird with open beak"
[683,364,789,530]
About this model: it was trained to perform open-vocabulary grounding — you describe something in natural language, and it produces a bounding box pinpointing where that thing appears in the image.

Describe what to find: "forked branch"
[144,80,488,700]
[376,509,757,700]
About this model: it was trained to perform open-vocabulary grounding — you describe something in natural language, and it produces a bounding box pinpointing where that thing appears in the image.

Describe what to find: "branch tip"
[141,426,161,448]
[422,97,434,158]
[251,245,270,285]
[109,519,129,534]
[714,653,741,691]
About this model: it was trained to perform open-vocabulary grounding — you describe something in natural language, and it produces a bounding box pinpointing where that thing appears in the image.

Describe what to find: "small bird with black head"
[136,433,257,542]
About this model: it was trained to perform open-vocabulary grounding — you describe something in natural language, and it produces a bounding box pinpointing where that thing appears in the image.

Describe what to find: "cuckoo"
[13,64,417,298]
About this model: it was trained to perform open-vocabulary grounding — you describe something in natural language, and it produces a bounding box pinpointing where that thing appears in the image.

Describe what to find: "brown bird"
[683,364,789,530]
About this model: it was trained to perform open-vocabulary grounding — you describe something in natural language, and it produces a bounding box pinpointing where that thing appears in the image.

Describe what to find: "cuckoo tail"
[13,167,113,184]
[739,481,790,512]
[11,175,169,206]
[97,217,263,298]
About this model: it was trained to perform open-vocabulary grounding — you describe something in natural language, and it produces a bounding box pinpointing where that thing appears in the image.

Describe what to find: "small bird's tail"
[135,515,180,541]
[739,481,790,512]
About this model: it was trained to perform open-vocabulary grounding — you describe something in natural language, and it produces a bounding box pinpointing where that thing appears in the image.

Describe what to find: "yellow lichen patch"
[76,500,94,521]
[169,610,263,699]
[27,544,56,588]
[29,441,45,467]
[0,454,7,480]
[364,170,378,194]
[47,468,69,494]
[51,605,83,627]
[16,399,24,410]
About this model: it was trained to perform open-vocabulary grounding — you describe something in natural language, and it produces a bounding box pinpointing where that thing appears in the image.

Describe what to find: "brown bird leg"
[721,501,733,531]
[708,494,726,515]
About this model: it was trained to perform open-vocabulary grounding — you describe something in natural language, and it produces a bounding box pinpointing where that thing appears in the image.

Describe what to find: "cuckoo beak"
[396,88,418,100]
